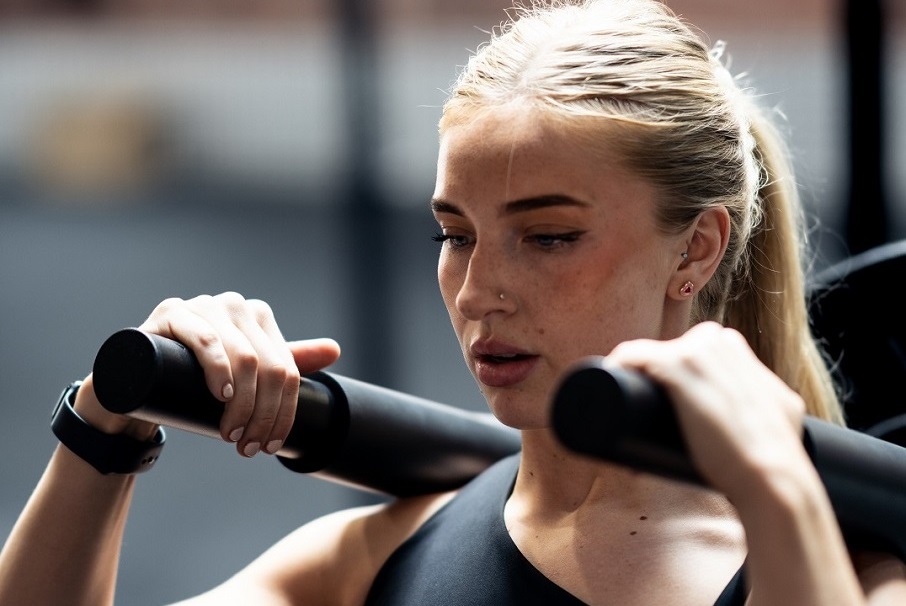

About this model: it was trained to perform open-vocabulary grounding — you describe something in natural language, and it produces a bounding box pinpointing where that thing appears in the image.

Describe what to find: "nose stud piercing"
[679,281,694,296]
[499,293,506,300]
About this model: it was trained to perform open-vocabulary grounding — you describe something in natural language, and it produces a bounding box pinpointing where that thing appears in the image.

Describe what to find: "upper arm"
[168,491,455,606]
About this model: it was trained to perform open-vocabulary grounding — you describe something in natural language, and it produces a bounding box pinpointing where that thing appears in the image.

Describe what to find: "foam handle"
[92,328,521,497]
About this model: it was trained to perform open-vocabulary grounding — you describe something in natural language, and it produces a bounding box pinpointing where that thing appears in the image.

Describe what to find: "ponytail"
[724,106,844,424]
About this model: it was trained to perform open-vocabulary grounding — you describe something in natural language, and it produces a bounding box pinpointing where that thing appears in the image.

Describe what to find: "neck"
[511,428,735,523]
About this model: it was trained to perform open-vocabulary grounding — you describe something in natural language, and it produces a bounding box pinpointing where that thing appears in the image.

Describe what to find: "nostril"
[456,286,509,320]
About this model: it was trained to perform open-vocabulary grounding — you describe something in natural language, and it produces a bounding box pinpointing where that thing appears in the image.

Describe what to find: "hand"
[605,321,809,504]
[77,292,341,457]
[606,322,867,604]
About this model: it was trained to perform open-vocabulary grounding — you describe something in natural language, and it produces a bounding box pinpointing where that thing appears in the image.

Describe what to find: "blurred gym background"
[0,1,903,603]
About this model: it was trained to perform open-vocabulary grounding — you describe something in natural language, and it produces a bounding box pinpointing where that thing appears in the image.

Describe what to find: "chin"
[485,393,550,431]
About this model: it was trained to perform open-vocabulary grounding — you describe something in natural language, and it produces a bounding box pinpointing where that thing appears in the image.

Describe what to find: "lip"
[470,339,539,388]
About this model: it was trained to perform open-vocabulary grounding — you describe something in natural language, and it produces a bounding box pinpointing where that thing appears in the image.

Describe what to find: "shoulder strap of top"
[713,560,747,606]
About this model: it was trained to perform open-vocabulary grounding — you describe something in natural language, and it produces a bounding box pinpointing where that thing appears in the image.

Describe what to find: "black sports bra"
[364,454,747,605]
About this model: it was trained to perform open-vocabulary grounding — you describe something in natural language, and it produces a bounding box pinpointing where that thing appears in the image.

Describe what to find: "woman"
[1,1,904,604]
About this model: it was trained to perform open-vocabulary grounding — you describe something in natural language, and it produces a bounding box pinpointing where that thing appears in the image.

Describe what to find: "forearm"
[0,444,138,606]
[0,376,155,606]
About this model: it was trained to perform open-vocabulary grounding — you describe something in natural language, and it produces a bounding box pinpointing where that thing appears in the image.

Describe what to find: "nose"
[453,244,512,320]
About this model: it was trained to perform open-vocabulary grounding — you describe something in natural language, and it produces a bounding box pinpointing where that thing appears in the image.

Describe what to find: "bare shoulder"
[175,490,456,606]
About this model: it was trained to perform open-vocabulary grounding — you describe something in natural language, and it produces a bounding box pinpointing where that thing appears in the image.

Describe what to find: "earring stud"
[679,281,694,296]
[681,251,689,260]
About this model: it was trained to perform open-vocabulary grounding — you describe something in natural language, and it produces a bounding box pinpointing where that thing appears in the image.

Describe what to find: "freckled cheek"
[437,257,464,314]
[544,269,603,308]
[537,270,623,344]
[520,269,587,332]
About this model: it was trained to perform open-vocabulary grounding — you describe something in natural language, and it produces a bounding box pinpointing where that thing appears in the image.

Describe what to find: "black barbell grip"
[551,356,906,559]
[92,328,521,497]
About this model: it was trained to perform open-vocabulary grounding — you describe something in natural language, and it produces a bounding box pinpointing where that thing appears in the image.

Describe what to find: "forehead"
[434,106,657,214]
[437,107,575,182]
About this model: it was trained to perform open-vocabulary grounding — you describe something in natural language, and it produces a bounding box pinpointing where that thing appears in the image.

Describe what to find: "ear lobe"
[669,207,730,300]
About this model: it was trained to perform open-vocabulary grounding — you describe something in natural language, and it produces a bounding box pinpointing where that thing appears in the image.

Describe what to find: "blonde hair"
[441,0,843,423]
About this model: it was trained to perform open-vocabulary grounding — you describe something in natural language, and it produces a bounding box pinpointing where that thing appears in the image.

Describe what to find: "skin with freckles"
[2,0,905,603]
[434,105,703,430]
[6,100,898,606]
[432,104,752,606]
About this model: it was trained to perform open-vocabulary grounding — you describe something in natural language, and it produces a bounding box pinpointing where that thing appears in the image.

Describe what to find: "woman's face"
[433,107,687,429]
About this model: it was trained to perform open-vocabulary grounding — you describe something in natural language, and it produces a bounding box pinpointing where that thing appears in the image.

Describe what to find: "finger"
[139,297,236,405]
[608,324,809,496]
[255,338,341,455]
[142,295,265,450]
[212,293,291,457]
[249,299,301,455]
[289,338,342,374]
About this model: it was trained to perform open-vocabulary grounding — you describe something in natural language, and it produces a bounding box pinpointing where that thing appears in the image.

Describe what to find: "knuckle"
[285,365,302,387]
[248,299,275,323]
[216,291,248,311]
[262,361,300,398]
[217,290,245,301]
[151,297,185,316]
[254,411,278,427]
[673,346,698,368]
[187,293,215,307]
[261,361,290,385]
[232,348,260,374]
[195,330,221,351]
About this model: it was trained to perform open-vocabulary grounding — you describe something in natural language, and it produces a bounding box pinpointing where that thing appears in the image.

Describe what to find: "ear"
[668,207,730,301]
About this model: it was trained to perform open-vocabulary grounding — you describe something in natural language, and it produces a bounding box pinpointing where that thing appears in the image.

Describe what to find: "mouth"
[477,353,534,364]
[471,343,539,387]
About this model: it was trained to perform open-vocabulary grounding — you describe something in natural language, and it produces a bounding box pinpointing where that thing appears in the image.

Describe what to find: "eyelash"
[527,232,584,249]
[432,232,470,248]
[432,231,585,250]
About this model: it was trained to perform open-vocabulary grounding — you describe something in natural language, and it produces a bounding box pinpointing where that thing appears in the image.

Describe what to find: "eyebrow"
[431,194,590,217]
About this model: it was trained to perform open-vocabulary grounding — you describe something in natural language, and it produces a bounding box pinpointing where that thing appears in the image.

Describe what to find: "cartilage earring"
[679,281,694,296]
[681,251,689,260]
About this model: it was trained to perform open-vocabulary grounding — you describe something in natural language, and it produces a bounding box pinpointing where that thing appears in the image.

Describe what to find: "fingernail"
[229,427,244,442]
[243,442,260,457]
[222,383,234,400]
[264,440,282,455]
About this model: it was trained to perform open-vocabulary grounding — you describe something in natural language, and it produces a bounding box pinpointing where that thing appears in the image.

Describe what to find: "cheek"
[589,268,668,343]
[437,254,462,315]
[541,257,664,347]
[546,259,614,307]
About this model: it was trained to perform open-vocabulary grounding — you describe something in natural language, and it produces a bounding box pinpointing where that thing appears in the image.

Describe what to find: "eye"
[526,231,585,250]
[432,231,473,249]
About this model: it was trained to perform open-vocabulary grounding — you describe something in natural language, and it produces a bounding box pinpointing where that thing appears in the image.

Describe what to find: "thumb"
[288,338,342,374]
